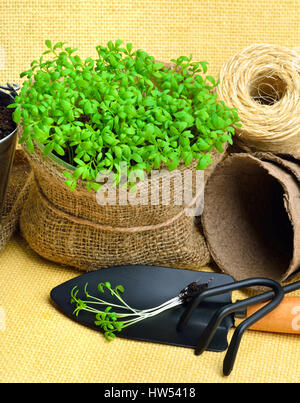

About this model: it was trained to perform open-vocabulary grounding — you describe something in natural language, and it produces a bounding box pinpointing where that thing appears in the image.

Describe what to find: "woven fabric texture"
[1,0,300,83]
[0,0,300,383]
[0,150,32,251]
[0,236,299,383]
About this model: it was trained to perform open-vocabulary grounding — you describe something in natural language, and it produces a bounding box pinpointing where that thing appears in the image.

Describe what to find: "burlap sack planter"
[20,144,225,271]
[202,153,300,283]
[0,150,33,251]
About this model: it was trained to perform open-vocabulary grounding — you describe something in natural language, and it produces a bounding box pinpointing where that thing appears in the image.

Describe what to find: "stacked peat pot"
[16,41,240,271]
[202,151,300,283]
[202,44,300,283]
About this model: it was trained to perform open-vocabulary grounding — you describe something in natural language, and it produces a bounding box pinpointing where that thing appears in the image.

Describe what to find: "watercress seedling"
[70,280,211,341]
[10,40,241,191]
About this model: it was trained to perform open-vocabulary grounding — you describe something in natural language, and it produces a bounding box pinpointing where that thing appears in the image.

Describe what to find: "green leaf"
[167,156,180,171]
[90,182,101,191]
[126,43,133,53]
[143,97,156,107]
[200,61,209,73]
[43,142,54,156]
[62,171,73,179]
[51,71,60,81]
[60,101,70,113]
[84,101,93,114]
[65,180,76,191]
[214,140,224,153]
[26,138,34,153]
[197,110,209,121]
[153,155,161,169]
[115,285,124,294]
[122,145,131,159]
[53,41,66,50]
[196,138,210,151]
[196,154,212,170]
[105,331,116,341]
[20,70,31,78]
[115,39,123,48]
[7,103,17,109]
[57,116,64,125]
[54,144,65,156]
[77,79,88,88]
[182,151,193,166]
[154,62,164,70]
[73,121,84,127]
[114,146,122,159]
[131,153,143,163]
[13,107,21,123]
[107,41,114,50]
[73,166,85,179]
[103,133,116,145]
[206,75,216,86]
[45,39,52,49]
[98,283,105,293]
[21,126,31,140]
[174,121,188,132]
[115,322,124,332]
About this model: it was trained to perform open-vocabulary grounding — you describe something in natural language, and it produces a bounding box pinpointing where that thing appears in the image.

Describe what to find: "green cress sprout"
[70,280,211,341]
[9,40,241,191]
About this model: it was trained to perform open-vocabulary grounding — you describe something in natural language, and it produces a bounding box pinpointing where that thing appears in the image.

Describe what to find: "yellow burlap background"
[0,0,299,383]
[1,236,299,383]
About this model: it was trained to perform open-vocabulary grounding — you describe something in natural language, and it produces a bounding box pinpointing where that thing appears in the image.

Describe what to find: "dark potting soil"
[0,105,15,140]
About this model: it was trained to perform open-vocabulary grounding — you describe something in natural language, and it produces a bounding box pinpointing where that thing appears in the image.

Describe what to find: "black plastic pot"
[0,84,19,218]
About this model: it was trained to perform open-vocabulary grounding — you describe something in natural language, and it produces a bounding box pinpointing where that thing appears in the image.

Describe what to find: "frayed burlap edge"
[0,150,33,251]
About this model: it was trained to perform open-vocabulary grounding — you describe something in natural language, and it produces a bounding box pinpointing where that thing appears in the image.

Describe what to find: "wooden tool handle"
[246,297,300,334]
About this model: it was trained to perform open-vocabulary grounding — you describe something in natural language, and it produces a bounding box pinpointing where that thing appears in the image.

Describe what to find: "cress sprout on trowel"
[70,280,211,341]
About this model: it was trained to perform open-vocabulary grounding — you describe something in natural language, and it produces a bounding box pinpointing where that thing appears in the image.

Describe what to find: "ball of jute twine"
[217,44,300,155]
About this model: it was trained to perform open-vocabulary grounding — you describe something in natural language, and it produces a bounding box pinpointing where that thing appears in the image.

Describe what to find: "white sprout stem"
[86,289,140,315]
[83,291,130,310]
[78,305,136,318]
[80,299,130,311]
[120,299,181,325]
[110,289,140,315]
[72,284,186,333]
[138,296,181,313]
[79,296,181,321]
[84,292,139,314]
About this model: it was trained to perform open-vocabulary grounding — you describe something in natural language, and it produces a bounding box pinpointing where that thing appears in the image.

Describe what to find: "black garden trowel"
[50,265,299,375]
